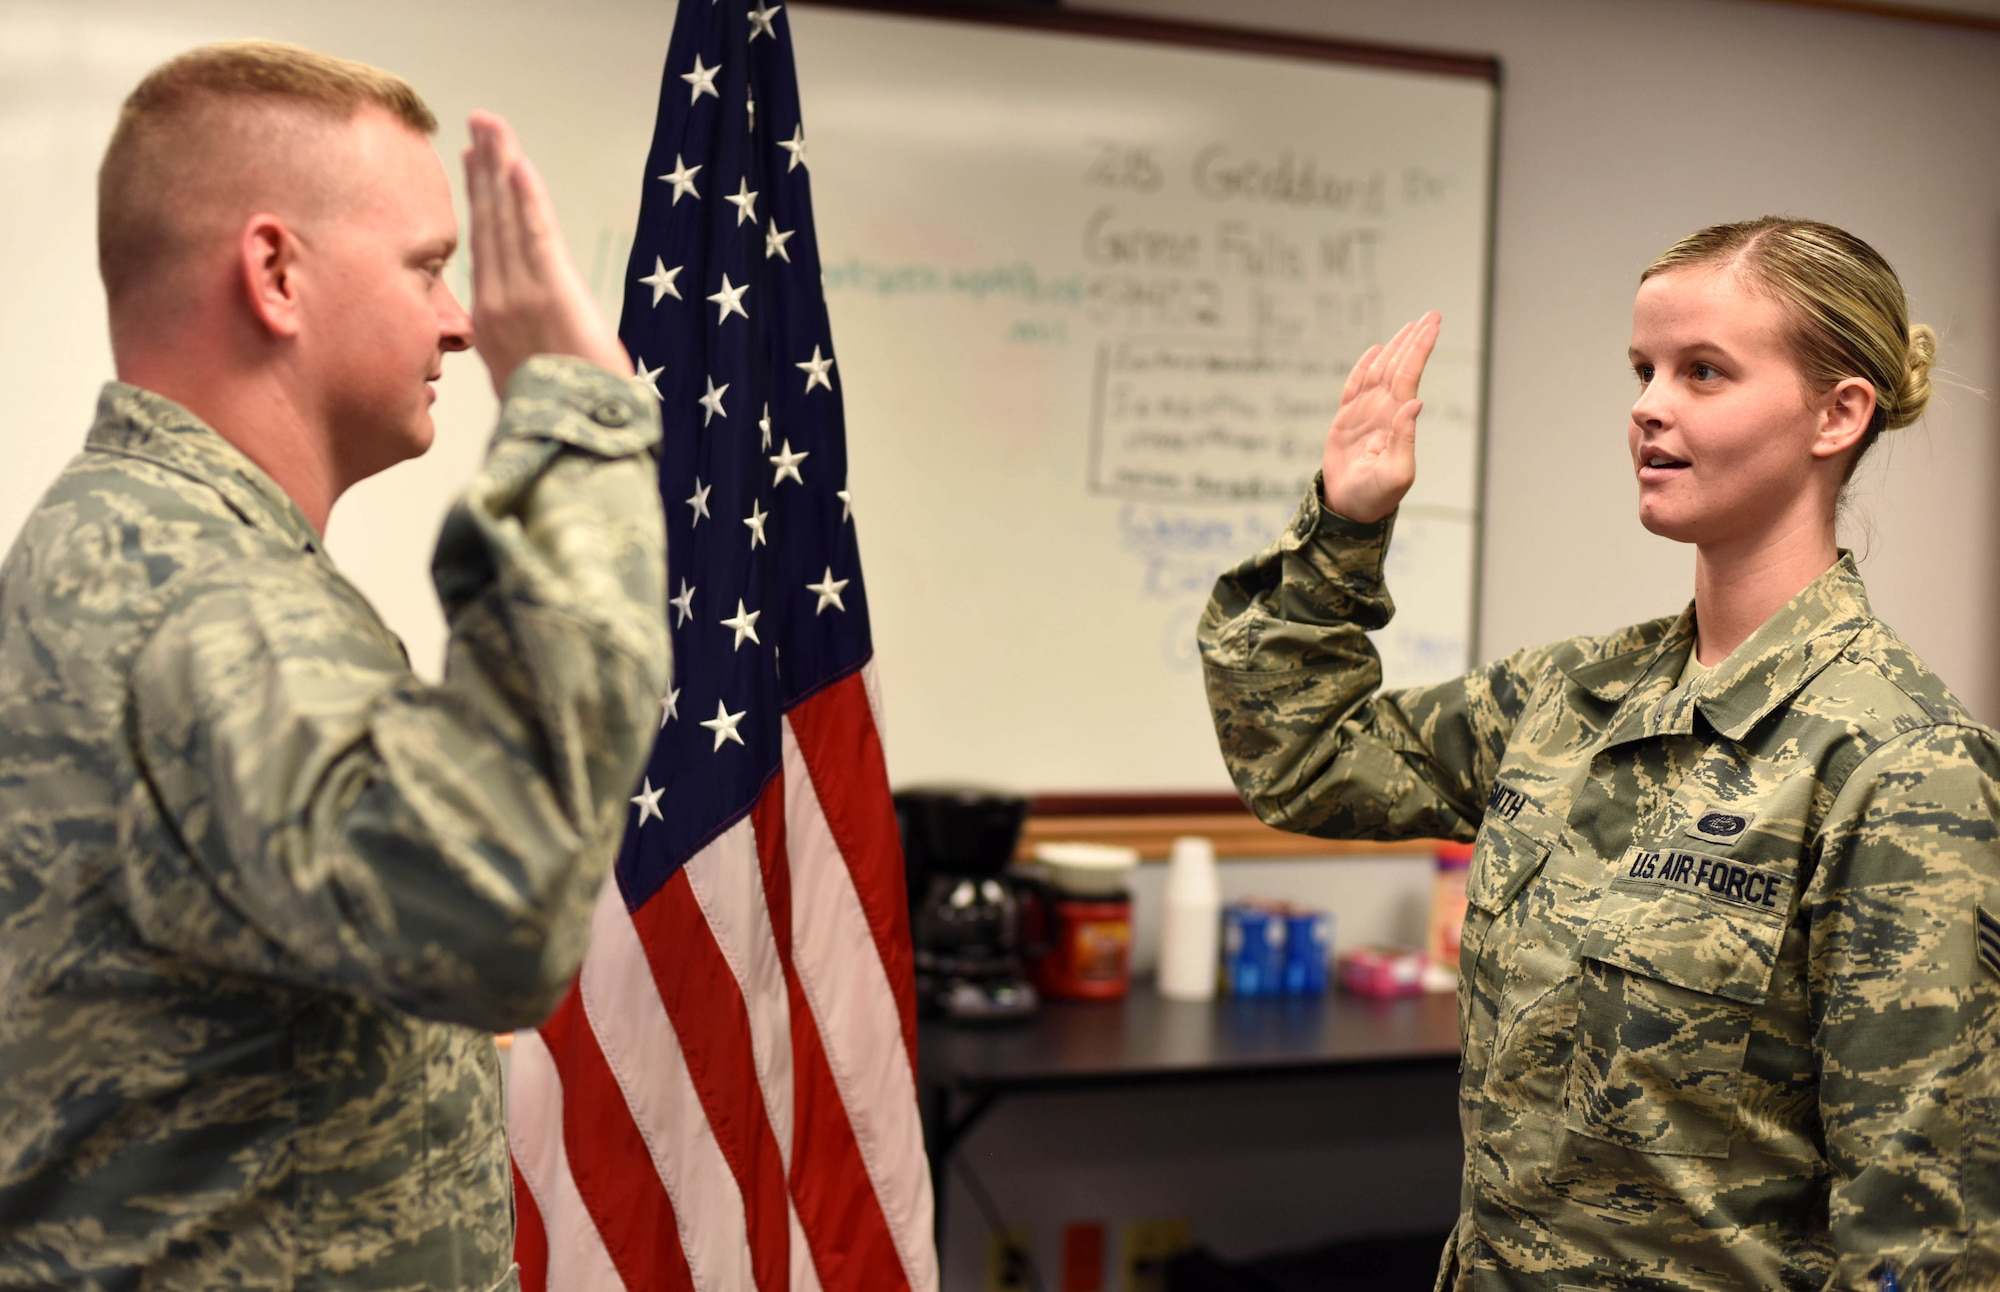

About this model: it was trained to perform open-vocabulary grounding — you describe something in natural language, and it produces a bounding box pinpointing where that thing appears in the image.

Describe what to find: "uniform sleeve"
[1808,724,2000,1290]
[1199,483,1551,843]
[128,356,670,1032]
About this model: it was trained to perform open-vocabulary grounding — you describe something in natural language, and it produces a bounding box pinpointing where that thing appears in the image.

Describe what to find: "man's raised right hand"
[463,110,633,394]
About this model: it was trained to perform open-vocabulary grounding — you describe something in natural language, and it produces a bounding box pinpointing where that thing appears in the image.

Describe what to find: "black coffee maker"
[895,786,1042,1023]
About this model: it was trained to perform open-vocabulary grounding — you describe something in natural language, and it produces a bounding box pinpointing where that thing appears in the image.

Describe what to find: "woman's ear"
[1810,376,1877,461]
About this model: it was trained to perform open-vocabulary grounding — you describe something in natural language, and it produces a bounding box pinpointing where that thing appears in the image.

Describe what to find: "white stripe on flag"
[781,717,939,1292]
[506,1029,625,1292]
[682,815,797,1168]
[861,658,888,744]
[581,876,756,1292]
[790,1198,827,1292]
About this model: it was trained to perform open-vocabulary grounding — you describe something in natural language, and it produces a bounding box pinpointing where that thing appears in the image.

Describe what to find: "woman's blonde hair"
[1641,217,1935,471]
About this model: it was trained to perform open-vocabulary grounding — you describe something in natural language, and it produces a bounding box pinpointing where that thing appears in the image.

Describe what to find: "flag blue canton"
[616,0,870,908]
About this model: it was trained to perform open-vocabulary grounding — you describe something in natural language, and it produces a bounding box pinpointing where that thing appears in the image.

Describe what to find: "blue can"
[1281,910,1332,995]
[1223,903,1288,997]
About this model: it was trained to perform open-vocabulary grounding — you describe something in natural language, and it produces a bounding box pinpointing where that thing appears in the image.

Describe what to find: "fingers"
[1341,343,1383,403]
[510,151,558,270]
[1389,312,1442,402]
[464,118,499,300]
[1360,318,1415,389]
[1349,312,1441,402]
[467,111,530,290]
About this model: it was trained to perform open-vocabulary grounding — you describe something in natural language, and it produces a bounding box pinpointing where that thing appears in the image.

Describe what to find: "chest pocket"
[1561,878,1787,1158]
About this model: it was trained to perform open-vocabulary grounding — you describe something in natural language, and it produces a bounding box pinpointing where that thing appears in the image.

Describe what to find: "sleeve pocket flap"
[1466,816,1551,915]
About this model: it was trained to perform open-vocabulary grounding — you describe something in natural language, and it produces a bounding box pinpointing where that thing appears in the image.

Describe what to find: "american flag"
[505,2,938,1289]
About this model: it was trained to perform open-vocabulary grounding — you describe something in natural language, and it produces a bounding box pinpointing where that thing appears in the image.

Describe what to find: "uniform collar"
[1686,553,1872,741]
[86,382,324,555]
[1563,554,1871,745]
[1563,611,1693,706]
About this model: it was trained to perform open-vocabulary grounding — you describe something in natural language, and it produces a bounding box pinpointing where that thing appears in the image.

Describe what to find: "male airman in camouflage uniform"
[0,43,666,1290]
[1204,491,2000,1291]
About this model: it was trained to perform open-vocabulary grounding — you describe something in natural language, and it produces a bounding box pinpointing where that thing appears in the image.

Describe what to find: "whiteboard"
[0,0,1493,797]
[789,6,1495,792]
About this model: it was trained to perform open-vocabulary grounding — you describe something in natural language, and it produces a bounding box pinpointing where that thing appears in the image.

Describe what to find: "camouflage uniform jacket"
[1201,489,2000,1292]
[0,358,669,1291]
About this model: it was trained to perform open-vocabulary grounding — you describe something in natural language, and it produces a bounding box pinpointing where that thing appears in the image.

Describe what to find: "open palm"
[1320,312,1441,524]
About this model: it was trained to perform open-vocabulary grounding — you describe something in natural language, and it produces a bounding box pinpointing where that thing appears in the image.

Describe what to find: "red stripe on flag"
[511,1155,549,1292]
[786,671,920,1067]
[629,863,792,1292]
[751,778,915,1292]
[537,988,696,1292]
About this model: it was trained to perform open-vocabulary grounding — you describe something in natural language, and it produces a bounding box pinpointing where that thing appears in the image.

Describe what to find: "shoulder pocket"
[1562,883,1786,1157]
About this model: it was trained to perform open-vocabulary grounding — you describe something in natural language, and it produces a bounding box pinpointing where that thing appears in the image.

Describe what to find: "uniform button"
[593,399,632,427]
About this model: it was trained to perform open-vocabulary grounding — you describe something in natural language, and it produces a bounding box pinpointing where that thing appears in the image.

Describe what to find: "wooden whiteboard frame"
[798,0,1500,852]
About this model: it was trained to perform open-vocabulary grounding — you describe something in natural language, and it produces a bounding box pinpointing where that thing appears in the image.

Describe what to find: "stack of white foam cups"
[1158,834,1221,1001]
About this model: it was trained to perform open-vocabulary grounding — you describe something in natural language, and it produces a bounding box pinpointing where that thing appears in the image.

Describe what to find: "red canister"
[1025,842,1139,1000]
[1032,894,1133,999]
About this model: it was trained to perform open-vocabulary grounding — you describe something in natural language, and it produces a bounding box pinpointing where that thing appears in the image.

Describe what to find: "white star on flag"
[748,2,782,40]
[670,578,697,626]
[722,598,762,649]
[765,221,794,262]
[770,440,808,486]
[659,154,702,203]
[796,345,834,393]
[660,687,681,728]
[837,488,853,523]
[758,403,773,451]
[634,358,663,397]
[683,55,721,103]
[684,481,711,527]
[699,376,729,425]
[629,777,665,825]
[639,258,683,304]
[807,567,849,615]
[778,123,808,172]
[700,699,747,751]
[707,273,749,323]
[744,499,769,549]
[746,87,756,133]
[725,177,759,227]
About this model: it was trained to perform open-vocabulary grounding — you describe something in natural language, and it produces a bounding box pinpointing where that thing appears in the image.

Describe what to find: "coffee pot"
[894,786,1045,1023]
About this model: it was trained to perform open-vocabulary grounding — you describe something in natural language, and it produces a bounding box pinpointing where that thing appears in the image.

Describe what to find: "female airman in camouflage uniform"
[1201,219,2000,1291]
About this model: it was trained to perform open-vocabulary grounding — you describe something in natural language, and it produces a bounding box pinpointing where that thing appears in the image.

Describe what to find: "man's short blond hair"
[98,40,437,305]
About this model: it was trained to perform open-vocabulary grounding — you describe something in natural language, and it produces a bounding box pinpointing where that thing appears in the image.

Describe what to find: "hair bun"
[1888,322,1936,431]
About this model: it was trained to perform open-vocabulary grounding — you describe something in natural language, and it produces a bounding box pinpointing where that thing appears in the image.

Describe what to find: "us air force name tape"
[1614,845,1791,914]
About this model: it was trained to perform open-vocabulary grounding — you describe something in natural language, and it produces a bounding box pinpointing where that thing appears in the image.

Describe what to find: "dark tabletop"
[918,984,1462,1096]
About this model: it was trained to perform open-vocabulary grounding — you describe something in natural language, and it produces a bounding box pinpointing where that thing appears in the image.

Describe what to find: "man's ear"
[1810,376,1877,461]
[240,215,303,339]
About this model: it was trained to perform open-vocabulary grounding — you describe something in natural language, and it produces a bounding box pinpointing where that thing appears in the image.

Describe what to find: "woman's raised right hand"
[1319,312,1441,524]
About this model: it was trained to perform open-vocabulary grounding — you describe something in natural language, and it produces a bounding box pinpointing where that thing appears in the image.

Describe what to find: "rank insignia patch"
[1979,906,2000,983]
[1686,804,1755,846]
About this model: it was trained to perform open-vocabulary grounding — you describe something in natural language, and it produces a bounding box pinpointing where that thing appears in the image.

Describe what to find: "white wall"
[1089,0,2000,714]
[6,0,1997,712]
